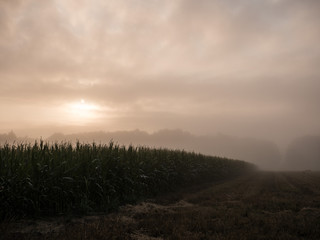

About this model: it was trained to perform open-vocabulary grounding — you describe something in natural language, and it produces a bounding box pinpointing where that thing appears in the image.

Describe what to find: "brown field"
[2,171,320,240]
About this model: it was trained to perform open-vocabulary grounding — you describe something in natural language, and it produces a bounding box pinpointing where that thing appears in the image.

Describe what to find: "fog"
[1,129,319,171]
[0,0,319,170]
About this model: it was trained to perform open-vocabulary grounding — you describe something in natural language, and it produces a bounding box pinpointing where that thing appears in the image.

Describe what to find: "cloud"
[0,0,319,144]
[1,0,319,78]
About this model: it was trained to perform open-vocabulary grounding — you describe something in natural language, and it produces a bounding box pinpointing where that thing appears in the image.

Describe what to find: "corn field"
[0,141,255,219]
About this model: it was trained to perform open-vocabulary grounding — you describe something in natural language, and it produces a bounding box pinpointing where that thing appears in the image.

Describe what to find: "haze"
[0,0,319,169]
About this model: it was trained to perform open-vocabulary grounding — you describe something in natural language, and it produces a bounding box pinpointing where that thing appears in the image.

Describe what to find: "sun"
[65,99,100,125]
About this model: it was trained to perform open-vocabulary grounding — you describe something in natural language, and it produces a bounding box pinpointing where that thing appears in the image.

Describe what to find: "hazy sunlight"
[65,99,101,125]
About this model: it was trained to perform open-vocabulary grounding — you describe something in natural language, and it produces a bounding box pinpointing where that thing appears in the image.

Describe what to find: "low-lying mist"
[1,129,319,171]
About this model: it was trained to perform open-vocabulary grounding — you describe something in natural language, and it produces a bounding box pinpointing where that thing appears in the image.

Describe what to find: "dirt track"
[2,171,320,239]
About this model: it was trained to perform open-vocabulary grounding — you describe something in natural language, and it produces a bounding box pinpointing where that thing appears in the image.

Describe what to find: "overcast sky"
[0,0,319,145]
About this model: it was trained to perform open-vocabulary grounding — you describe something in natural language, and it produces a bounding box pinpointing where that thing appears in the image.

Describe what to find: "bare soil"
[2,171,320,240]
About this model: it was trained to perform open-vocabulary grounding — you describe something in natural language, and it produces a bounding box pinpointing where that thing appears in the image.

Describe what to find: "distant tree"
[0,130,17,144]
[7,130,17,141]
[285,136,320,170]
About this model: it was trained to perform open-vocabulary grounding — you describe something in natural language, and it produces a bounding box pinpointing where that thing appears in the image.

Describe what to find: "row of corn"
[0,141,255,219]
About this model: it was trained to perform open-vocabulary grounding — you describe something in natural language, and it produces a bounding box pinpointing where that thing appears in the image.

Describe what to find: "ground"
[2,171,320,239]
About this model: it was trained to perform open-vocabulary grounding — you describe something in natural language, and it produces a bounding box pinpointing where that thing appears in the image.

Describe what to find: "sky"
[0,0,319,147]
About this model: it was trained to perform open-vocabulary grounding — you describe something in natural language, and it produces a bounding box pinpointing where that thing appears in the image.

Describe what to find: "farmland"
[0,141,254,219]
[1,142,320,239]
[2,171,320,239]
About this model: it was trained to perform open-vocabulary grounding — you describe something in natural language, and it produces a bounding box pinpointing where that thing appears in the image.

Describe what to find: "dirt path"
[2,172,320,240]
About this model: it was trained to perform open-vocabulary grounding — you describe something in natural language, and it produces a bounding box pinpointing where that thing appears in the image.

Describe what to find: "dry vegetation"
[2,171,320,240]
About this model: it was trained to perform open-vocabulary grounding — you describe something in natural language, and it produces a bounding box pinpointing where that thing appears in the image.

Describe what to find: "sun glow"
[65,99,101,125]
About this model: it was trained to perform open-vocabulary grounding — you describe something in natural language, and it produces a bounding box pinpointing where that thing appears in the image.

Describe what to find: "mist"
[0,0,319,170]
[1,129,319,171]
